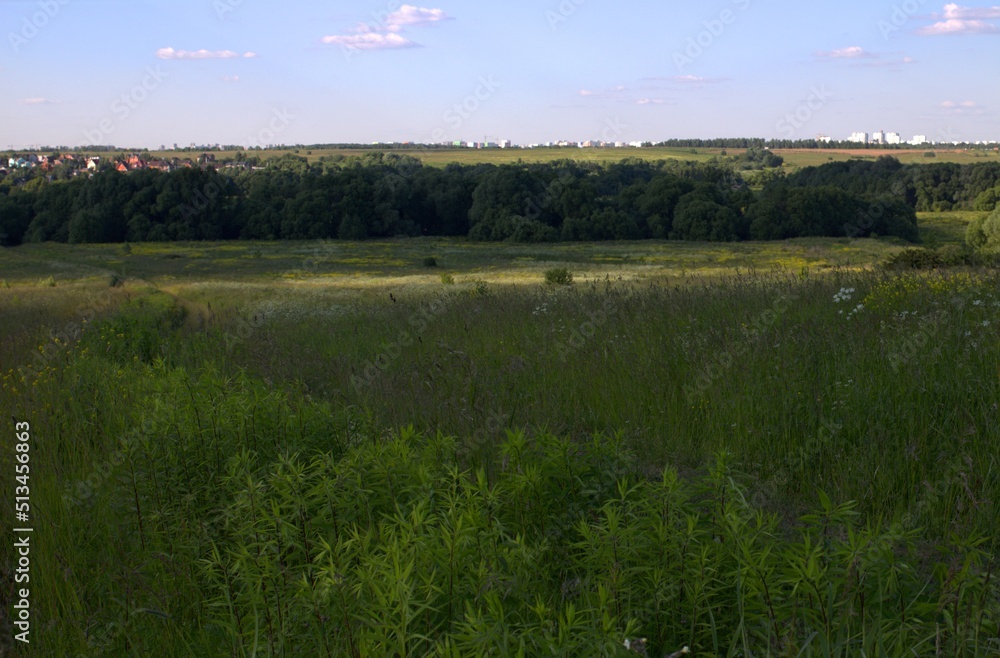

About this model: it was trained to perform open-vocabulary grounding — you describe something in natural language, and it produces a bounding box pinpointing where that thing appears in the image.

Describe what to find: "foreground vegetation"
[1,236,998,655]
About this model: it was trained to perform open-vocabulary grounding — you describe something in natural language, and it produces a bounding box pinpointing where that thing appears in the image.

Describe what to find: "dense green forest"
[2,153,999,246]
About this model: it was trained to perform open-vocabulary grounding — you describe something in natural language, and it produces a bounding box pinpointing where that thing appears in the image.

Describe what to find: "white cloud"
[18,97,58,105]
[221,75,241,83]
[578,85,629,98]
[635,98,666,105]
[816,46,875,59]
[383,5,452,31]
[320,32,417,50]
[941,99,986,114]
[942,3,1000,19]
[323,6,448,50]
[156,47,257,60]
[918,18,999,33]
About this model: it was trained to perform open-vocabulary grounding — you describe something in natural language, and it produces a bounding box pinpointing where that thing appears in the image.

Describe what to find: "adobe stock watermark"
[754,415,844,504]
[24,288,120,379]
[429,76,502,143]
[213,0,245,21]
[673,0,752,72]
[8,0,71,54]
[339,0,411,62]
[351,293,457,393]
[683,293,798,403]
[177,177,236,221]
[843,181,907,238]
[241,108,295,149]
[776,86,833,139]
[878,0,930,40]
[553,298,620,363]
[887,311,948,373]
[546,0,587,31]
[77,66,169,148]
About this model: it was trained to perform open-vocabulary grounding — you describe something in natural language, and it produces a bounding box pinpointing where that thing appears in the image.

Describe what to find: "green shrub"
[440,272,455,285]
[471,280,489,296]
[544,267,574,285]
[966,206,1000,252]
[422,256,438,268]
[38,275,56,287]
[883,248,943,269]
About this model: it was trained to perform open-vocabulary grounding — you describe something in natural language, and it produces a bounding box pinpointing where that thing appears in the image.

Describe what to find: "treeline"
[784,156,1000,212]
[4,153,997,246]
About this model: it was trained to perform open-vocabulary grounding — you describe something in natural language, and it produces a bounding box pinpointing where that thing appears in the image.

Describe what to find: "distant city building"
[886,132,902,145]
[816,134,832,144]
[871,130,886,145]
[849,132,868,144]
[910,135,928,146]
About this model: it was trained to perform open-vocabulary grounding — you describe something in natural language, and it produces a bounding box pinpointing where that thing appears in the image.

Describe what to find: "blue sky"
[2,0,999,148]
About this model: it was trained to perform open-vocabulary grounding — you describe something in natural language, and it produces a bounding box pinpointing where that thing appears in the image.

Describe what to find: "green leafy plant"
[545,268,574,285]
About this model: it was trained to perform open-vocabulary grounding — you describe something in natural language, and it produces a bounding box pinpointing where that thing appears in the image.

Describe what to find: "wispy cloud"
[917,4,1000,34]
[942,3,1000,19]
[635,98,669,105]
[916,18,1000,33]
[383,5,452,31]
[578,85,629,98]
[221,75,241,83]
[321,32,417,50]
[941,99,986,114]
[156,47,257,60]
[18,97,59,105]
[640,74,728,86]
[816,46,876,59]
[325,5,450,50]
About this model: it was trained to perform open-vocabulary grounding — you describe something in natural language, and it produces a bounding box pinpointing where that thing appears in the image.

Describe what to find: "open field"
[0,210,983,287]
[36,145,1000,170]
[1,227,998,656]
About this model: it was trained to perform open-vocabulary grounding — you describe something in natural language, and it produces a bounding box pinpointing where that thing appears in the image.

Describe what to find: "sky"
[1,0,999,149]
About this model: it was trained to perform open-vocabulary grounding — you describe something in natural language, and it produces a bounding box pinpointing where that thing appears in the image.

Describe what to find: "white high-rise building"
[849,132,868,144]
[872,131,886,145]
[910,135,928,146]
[886,132,902,145]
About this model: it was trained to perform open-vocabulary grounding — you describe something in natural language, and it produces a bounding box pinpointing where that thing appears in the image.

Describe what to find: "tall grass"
[1,268,998,656]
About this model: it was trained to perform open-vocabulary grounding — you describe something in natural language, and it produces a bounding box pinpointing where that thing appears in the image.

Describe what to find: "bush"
[883,248,944,269]
[440,273,455,285]
[422,256,438,268]
[924,151,937,158]
[966,206,1000,253]
[544,268,574,285]
[471,280,489,297]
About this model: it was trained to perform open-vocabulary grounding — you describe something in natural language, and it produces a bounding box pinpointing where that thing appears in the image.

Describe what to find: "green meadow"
[51,145,1000,171]
[1,221,999,655]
